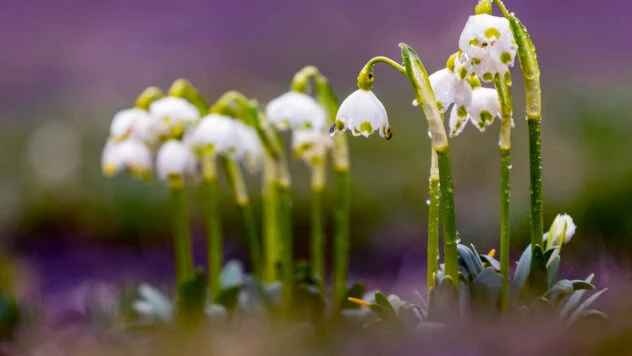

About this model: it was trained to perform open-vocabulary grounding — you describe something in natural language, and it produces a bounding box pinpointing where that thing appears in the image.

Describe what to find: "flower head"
[101,138,152,178]
[265,92,326,131]
[156,140,196,185]
[292,129,332,165]
[544,213,576,248]
[448,87,500,136]
[149,97,200,139]
[458,14,517,81]
[332,89,390,139]
[429,67,473,114]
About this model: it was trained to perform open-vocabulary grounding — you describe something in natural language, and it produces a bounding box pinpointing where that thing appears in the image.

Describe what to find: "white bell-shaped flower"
[101,138,152,178]
[333,89,390,139]
[429,68,473,113]
[149,97,200,139]
[185,114,242,156]
[459,14,517,81]
[156,139,196,182]
[468,87,501,131]
[265,92,326,131]
[292,129,332,164]
[544,213,576,248]
[235,122,263,171]
[110,108,147,140]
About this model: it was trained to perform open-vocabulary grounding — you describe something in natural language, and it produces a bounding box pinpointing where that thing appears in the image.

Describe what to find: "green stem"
[436,150,458,283]
[278,183,294,309]
[427,149,440,292]
[310,164,326,291]
[499,149,511,310]
[495,72,513,311]
[224,158,261,278]
[169,187,194,287]
[528,120,543,246]
[262,155,281,282]
[201,156,222,300]
[333,168,351,309]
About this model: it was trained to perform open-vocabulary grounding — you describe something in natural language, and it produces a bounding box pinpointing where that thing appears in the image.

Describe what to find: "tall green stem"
[224,158,261,278]
[169,186,194,287]
[291,66,352,310]
[495,72,513,310]
[310,162,326,291]
[427,149,440,291]
[201,155,222,300]
[493,0,543,248]
[262,155,281,282]
[436,150,458,282]
[278,183,294,309]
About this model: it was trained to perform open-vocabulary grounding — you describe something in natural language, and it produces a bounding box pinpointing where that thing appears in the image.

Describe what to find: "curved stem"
[201,155,222,300]
[427,149,440,292]
[365,56,406,74]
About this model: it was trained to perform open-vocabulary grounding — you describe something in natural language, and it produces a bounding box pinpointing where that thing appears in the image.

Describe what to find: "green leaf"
[457,244,483,280]
[566,288,608,326]
[471,267,503,312]
[546,252,560,289]
[512,245,532,291]
[560,274,594,319]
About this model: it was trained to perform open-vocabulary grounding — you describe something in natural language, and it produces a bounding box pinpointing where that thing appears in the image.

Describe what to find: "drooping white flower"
[149,97,200,139]
[333,89,391,139]
[429,67,473,114]
[235,122,263,171]
[292,129,332,164]
[101,138,152,178]
[156,139,196,182]
[544,213,576,248]
[265,92,326,131]
[458,14,517,81]
[132,283,173,322]
[468,87,501,131]
[109,108,159,144]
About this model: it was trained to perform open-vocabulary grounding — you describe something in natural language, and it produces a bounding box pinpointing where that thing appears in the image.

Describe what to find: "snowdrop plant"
[210,90,295,309]
[334,47,461,287]
[290,65,352,311]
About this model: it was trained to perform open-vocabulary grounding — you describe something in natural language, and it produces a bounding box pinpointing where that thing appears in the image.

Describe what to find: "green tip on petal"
[359,121,373,135]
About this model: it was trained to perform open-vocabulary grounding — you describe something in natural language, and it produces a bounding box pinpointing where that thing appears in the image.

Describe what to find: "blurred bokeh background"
[1,0,631,302]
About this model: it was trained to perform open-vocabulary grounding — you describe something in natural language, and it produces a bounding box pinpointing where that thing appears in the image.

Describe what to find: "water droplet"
[508,165,512,170]
[412,99,419,107]
[426,199,430,206]
[427,130,433,139]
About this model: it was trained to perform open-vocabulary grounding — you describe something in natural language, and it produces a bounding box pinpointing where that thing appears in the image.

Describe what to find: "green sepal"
[168,78,208,116]
[135,86,164,110]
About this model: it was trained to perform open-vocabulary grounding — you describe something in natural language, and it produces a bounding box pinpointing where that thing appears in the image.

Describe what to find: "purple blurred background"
[1,0,632,312]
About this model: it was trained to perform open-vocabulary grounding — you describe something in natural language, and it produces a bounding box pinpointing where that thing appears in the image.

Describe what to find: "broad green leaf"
[566,288,607,326]
[512,245,532,291]
[560,274,594,319]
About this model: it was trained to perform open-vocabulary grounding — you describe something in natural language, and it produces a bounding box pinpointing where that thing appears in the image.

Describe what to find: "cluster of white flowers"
[103,95,264,184]
[266,91,332,165]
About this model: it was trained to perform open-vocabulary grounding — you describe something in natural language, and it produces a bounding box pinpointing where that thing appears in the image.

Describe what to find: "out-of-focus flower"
[133,284,173,322]
[109,108,151,140]
[185,114,263,170]
[149,97,200,139]
[292,129,332,164]
[332,89,391,139]
[458,14,517,82]
[101,138,152,178]
[448,87,500,136]
[265,92,326,131]
[544,213,576,248]
[156,139,196,184]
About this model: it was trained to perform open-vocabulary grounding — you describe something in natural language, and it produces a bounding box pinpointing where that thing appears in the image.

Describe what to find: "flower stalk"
[426,149,440,291]
[200,153,223,300]
[291,66,352,308]
[223,157,261,278]
[495,72,513,311]
[493,0,543,248]
[309,159,326,291]
[168,183,194,288]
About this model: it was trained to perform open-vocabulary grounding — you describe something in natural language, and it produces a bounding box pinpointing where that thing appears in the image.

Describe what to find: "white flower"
[333,89,391,139]
[544,213,576,248]
[156,139,196,182]
[185,115,263,170]
[149,97,200,139]
[132,283,173,322]
[292,129,332,163]
[265,92,326,131]
[448,87,500,137]
[101,138,152,177]
[109,108,159,144]
[429,68,473,113]
[458,14,517,81]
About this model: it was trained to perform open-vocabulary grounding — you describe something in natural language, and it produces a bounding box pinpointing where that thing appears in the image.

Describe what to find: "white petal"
[110,108,149,139]
[448,105,470,137]
[102,139,152,175]
[549,213,576,244]
[429,69,457,112]
[265,92,326,131]
[156,140,196,181]
[185,114,241,155]
[335,89,390,139]
[292,128,332,161]
[468,87,500,131]
[149,97,200,137]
